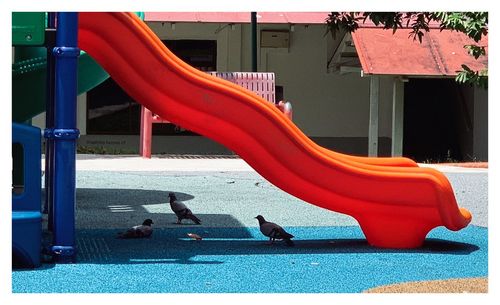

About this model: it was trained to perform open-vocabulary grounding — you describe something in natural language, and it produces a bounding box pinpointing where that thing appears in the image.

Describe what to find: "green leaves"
[455,65,488,89]
[363,12,403,34]
[408,12,430,43]
[326,12,362,40]
[436,12,488,42]
[464,44,486,59]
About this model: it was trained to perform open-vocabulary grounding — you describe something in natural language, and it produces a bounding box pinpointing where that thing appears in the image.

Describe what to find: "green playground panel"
[12,12,46,46]
[12,11,145,123]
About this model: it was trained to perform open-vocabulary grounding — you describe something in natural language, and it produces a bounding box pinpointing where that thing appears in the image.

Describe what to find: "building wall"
[145,22,394,152]
[29,20,487,159]
[147,22,243,72]
[32,93,87,135]
[473,87,488,160]
[453,84,488,162]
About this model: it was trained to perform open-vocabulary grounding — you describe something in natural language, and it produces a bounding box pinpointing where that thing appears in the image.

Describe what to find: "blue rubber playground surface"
[12,156,489,294]
[13,225,487,293]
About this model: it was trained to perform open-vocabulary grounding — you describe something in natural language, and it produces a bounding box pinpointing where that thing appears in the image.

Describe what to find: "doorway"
[403,78,462,162]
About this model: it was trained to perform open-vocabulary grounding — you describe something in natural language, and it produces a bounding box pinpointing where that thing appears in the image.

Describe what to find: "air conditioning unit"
[260,30,290,48]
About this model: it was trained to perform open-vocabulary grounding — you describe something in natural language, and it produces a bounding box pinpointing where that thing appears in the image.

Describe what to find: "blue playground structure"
[12,123,42,268]
[12,12,80,267]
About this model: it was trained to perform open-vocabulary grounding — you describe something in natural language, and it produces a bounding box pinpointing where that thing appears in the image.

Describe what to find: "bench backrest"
[207,72,276,104]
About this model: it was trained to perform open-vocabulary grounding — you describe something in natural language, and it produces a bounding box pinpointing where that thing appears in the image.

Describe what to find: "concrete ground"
[70,154,487,229]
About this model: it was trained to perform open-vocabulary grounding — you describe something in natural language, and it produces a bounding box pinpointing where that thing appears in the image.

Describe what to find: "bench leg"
[139,106,153,158]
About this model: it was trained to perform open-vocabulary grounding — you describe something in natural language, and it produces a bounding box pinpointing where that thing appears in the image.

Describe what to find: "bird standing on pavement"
[168,192,202,225]
[117,219,154,239]
[255,215,294,246]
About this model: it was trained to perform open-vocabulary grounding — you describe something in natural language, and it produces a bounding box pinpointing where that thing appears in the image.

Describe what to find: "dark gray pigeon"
[117,219,154,239]
[168,192,201,225]
[255,215,294,246]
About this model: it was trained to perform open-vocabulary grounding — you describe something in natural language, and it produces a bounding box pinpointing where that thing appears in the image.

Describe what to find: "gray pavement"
[64,154,488,230]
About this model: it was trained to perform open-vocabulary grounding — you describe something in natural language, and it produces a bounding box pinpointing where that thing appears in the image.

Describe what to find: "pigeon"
[168,192,201,225]
[255,215,294,246]
[117,219,154,239]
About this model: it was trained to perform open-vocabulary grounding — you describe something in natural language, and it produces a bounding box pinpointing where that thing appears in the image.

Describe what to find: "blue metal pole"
[44,12,56,228]
[44,12,80,262]
[251,12,257,72]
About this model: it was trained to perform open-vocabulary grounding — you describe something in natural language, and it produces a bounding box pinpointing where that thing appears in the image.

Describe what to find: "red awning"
[351,27,488,77]
[145,12,330,24]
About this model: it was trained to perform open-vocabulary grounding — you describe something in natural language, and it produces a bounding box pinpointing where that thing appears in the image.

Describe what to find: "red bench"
[139,72,292,158]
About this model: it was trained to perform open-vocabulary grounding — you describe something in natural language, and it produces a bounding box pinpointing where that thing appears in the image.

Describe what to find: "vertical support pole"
[368,76,379,157]
[44,12,80,263]
[139,106,153,158]
[391,77,405,156]
[44,13,56,225]
[251,12,257,72]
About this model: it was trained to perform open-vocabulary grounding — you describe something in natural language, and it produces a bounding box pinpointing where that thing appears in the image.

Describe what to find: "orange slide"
[78,12,471,248]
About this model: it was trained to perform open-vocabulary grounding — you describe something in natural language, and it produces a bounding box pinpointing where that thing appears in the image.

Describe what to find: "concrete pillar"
[391,77,405,156]
[77,93,87,135]
[368,76,379,156]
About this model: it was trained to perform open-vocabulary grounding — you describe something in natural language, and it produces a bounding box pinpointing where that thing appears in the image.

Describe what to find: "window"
[87,78,140,135]
[86,39,217,135]
[163,40,217,71]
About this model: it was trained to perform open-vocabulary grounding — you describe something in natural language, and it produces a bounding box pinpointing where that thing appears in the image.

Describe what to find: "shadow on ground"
[76,188,194,209]
[17,226,481,272]
[74,188,246,228]
[65,228,480,266]
[29,188,482,271]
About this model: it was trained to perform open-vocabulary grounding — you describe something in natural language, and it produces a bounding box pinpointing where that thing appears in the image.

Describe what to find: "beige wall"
[147,21,394,139]
[33,93,87,135]
[473,87,488,160]
[147,22,243,72]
